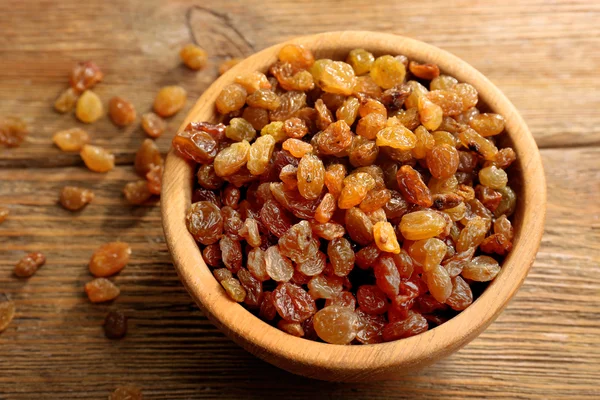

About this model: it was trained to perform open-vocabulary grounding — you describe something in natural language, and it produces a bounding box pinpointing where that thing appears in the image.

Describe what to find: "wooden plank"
[0,146,598,398]
[1,0,599,169]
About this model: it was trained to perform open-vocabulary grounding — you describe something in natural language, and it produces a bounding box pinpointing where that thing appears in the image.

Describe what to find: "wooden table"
[1,1,598,398]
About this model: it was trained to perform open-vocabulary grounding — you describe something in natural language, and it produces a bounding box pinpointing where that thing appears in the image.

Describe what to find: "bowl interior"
[161,31,546,381]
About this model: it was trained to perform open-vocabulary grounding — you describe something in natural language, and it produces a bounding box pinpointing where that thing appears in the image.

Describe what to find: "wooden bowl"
[161,31,546,381]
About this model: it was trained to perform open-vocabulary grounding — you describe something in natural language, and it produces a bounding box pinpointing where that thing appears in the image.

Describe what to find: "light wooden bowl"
[161,31,546,381]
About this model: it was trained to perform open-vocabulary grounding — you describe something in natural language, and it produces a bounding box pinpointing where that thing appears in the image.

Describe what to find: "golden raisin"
[153,85,187,117]
[60,186,94,211]
[108,96,137,127]
[52,128,90,152]
[141,113,166,138]
[80,145,115,173]
[54,87,78,113]
[180,44,208,70]
[75,90,103,123]
[89,242,131,277]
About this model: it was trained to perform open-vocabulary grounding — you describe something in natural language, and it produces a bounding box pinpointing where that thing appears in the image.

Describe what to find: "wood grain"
[0,0,598,397]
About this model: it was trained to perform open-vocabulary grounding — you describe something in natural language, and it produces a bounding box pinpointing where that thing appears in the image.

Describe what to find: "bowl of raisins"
[162,31,546,381]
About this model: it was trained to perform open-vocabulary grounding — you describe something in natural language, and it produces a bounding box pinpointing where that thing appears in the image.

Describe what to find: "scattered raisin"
[60,186,94,211]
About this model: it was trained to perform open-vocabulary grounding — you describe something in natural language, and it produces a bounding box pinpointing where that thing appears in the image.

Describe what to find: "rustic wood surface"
[0,0,598,398]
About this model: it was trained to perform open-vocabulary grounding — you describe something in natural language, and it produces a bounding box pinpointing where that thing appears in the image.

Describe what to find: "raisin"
[345,207,374,245]
[310,59,356,95]
[315,193,336,223]
[426,143,459,179]
[60,186,94,211]
[311,222,346,240]
[370,55,406,89]
[296,251,327,276]
[89,242,131,277]
[349,135,378,167]
[462,256,501,281]
[204,245,223,268]
[85,278,120,303]
[104,310,128,339]
[480,233,513,255]
[108,96,136,126]
[396,165,433,207]
[457,127,498,161]
[109,386,143,400]
[260,199,293,237]
[404,80,428,109]
[141,112,166,138]
[14,252,46,278]
[0,207,8,224]
[313,305,358,344]
[0,296,15,333]
[214,140,250,177]
[359,98,387,118]
[381,83,412,111]
[317,120,352,155]
[247,89,282,110]
[283,117,309,139]
[277,320,305,337]
[374,254,401,299]
[494,186,517,217]
[53,128,90,152]
[135,138,162,176]
[418,95,443,131]
[297,153,325,200]
[457,217,490,252]
[356,113,386,140]
[479,166,508,189]
[221,277,246,302]
[338,172,376,209]
[400,210,447,240]
[318,289,351,308]
[336,96,360,126]
[265,245,294,282]
[245,134,275,176]
[308,274,344,299]
[215,83,249,114]
[279,165,299,190]
[324,164,347,198]
[80,145,114,173]
[328,237,355,277]
[180,43,208,70]
[352,75,383,99]
[221,206,244,239]
[427,90,463,116]
[197,164,224,190]
[382,311,428,342]
[376,125,416,150]
[70,61,103,93]
[273,282,316,322]
[429,175,459,195]
[355,244,381,269]
[186,201,223,245]
[192,188,220,206]
[75,90,103,123]
[357,285,388,315]
[270,62,315,91]
[393,107,420,130]
[356,308,385,344]
[154,85,187,117]
[270,91,307,121]
[383,190,409,219]
[226,118,256,142]
[123,181,152,205]
[54,87,79,113]
[373,221,401,254]
[346,48,375,75]
[146,164,163,195]
[243,106,270,130]
[475,185,502,212]
[259,291,277,320]
[494,215,514,240]
[278,220,318,263]
[279,44,315,69]
[409,61,440,80]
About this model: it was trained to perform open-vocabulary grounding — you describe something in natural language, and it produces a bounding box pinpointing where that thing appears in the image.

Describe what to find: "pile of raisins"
[174,44,517,345]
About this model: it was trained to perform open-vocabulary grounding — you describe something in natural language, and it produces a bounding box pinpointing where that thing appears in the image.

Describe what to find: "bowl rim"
[161,31,546,380]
